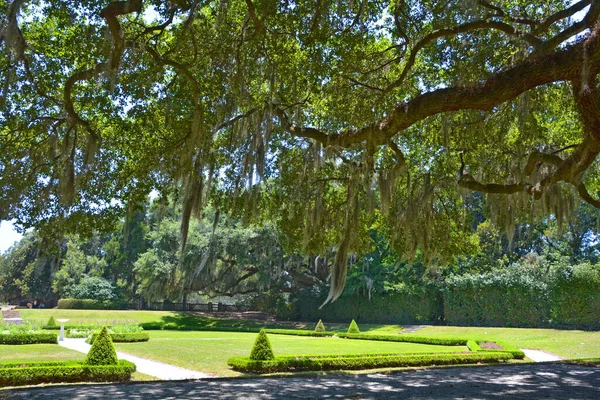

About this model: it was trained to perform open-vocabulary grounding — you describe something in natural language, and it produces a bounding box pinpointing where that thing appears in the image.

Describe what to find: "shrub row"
[87,332,150,343]
[286,263,600,330]
[263,329,334,337]
[228,351,514,373]
[336,333,467,346]
[339,333,524,359]
[57,298,129,310]
[0,360,135,387]
[291,286,443,324]
[0,333,57,345]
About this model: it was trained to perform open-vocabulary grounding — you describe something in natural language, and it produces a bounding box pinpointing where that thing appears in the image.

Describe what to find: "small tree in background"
[85,326,118,365]
[249,329,274,360]
[45,316,57,328]
[314,319,326,332]
[347,319,360,334]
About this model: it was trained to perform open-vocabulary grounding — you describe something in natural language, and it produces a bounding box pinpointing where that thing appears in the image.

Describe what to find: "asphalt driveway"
[4,363,599,399]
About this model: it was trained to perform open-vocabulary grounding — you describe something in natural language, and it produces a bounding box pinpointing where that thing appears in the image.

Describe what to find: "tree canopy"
[2,0,600,303]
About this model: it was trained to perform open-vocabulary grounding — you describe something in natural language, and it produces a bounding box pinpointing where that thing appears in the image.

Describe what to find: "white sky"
[0,220,23,254]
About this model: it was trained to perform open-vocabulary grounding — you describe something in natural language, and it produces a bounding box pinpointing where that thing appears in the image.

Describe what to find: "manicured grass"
[20,309,403,334]
[0,344,83,363]
[20,309,176,326]
[113,330,468,377]
[417,326,600,359]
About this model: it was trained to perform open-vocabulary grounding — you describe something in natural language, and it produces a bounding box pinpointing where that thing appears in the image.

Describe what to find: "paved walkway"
[521,348,563,362]
[59,338,209,380]
[5,363,600,399]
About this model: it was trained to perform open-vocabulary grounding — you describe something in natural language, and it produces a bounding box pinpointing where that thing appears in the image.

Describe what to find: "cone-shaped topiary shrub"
[45,316,57,328]
[249,329,274,360]
[314,319,326,332]
[347,319,360,334]
[85,326,118,365]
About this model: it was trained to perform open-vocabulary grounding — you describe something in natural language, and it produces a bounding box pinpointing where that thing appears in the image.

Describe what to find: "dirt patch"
[479,342,503,350]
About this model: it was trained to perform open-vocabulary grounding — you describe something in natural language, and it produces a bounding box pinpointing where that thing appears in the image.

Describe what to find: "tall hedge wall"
[442,271,550,327]
[548,264,600,329]
[286,263,600,330]
[292,286,443,324]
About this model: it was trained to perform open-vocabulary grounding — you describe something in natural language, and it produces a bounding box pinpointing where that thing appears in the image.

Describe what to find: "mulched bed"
[479,342,503,350]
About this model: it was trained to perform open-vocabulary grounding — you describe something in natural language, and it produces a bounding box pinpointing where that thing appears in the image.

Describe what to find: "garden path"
[520,349,563,362]
[58,338,210,380]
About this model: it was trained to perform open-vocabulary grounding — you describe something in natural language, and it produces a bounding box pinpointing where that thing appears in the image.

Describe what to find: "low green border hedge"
[481,340,525,359]
[336,333,467,346]
[57,299,129,310]
[0,360,135,387]
[87,332,149,344]
[0,333,58,345]
[263,329,334,337]
[228,352,514,373]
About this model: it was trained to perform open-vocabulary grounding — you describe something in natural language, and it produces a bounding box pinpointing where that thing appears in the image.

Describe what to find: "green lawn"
[417,326,600,359]
[0,344,83,363]
[20,309,403,334]
[113,330,468,376]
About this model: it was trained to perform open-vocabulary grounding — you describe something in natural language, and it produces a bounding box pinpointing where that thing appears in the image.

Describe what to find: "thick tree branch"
[284,29,600,148]
[100,0,143,70]
[539,1,600,52]
[577,182,600,208]
[244,0,263,36]
[535,0,593,34]
[383,20,543,93]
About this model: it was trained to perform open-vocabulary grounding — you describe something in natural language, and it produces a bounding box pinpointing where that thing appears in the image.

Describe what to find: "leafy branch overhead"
[2,0,600,302]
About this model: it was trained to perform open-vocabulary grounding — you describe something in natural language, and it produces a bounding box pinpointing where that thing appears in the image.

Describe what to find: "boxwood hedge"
[228,352,514,373]
[336,333,467,346]
[57,298,129,310]
[0,332,58,345]
[87,332,150,344]
[0,360,135,387]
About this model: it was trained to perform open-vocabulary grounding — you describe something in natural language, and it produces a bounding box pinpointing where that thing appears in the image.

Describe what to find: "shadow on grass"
[146,312,403,334]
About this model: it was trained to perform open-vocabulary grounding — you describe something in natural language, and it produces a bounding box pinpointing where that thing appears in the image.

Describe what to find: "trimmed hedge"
[549,264,600,329]
[228,351,514,373]
[85,327,118,365]
[482,340,525,359]
[314,320,326,333]
[45,317,58,329]
[0,360,135,387]
[443,271,550,328]
[284,263,600,330]
[292,286,443,324]
[57,298,129,310]
[0,333,58,345]
[264,329,334,337]
[250,330,274,360]
[347,320,360,334]
[88,332,150,344]
[337,333,468,346]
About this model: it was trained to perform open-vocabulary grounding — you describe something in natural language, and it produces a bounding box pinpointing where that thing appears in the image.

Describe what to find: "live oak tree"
[2,0,600,304]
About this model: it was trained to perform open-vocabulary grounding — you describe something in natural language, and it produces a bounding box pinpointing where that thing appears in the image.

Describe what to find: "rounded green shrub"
[85,326,118,365]
[314,319,326,332]
[249,329,274,360]
[45,316,58,329]
[347,319,360,334]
